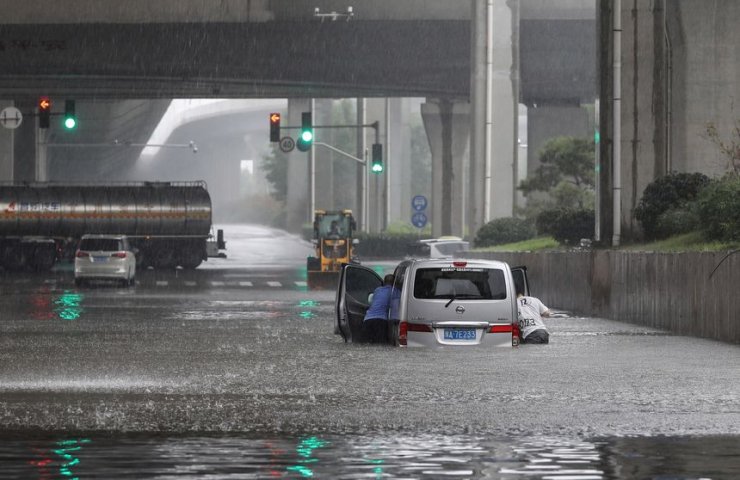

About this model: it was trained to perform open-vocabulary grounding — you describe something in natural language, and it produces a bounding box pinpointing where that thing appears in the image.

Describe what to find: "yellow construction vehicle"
[307,209,357,289]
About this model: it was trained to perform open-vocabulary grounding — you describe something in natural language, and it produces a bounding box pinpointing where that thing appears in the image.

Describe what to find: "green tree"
[260,145,289,203]
[519,136,595,212]
[705,118,740,174]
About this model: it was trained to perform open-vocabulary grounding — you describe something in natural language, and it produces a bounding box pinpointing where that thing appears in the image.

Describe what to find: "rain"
[1,1,739,478]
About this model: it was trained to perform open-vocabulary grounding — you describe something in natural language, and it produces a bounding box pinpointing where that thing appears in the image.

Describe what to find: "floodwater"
[1,224,739,478]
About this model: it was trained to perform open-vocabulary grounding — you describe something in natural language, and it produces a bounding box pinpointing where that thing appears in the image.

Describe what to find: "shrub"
[474,217,536,248]
[697,174,740,242]
[654,207,701,238]
[537,208,594,245]
[634,172,710,240]
[535,208,562,237]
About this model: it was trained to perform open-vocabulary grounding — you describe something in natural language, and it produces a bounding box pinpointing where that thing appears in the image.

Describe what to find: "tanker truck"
[0,181,225,271]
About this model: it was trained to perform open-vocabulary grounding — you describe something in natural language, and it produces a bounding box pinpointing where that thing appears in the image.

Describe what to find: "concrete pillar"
[421,99,470,238]
[366,98,386,233]
[312,99,334,211]
[389,98,411,226]
[0,101,13,180]
[285,98,310,233]
[669,0,740,176]
[487,0,518,221]
[12,99,42,182]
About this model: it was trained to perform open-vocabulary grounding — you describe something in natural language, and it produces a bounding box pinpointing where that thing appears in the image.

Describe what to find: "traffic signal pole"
[277,114,380,232]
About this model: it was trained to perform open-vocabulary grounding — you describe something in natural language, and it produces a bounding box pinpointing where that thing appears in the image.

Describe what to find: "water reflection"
[53,291,84,321]
[503,438,604,478]
[28,438,91,480]
[287,436,328,477]
[297,300,320,320]
[31,288,84,321]
[3,434,738,479]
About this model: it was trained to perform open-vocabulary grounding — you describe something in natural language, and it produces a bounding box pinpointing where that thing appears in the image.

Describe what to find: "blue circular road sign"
[411,212,428,228]
[411,195,428,211]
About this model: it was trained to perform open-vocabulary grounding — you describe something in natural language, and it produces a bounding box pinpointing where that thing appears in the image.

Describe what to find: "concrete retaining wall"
[470,251,739,344]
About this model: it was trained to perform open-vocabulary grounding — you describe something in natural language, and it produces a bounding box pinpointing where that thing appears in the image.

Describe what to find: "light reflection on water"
[3,434,738,479]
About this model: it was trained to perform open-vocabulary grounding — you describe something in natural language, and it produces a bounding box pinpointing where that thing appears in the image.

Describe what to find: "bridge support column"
[0,100,13,180]
[11,99,47,182]
[421,99,469,238]
[285,98,311,233]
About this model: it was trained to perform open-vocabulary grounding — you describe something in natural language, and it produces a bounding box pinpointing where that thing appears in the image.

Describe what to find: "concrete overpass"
[0,0,735,242]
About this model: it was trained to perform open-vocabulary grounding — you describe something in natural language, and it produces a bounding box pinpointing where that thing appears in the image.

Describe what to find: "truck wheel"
[153,249,177,270]
[31,245,56,271]
[178,250,203,270]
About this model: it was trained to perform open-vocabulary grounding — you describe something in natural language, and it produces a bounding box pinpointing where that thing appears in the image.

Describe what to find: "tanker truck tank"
[0,181,222,271]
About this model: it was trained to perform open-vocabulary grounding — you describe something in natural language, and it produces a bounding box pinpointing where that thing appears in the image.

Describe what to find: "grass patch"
[470,231,738,253]
[473,236,560,252]
[622,231,739,252]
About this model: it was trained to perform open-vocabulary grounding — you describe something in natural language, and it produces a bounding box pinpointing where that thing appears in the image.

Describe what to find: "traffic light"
[38,96,51,129]
[63,100,77,130]
[371,143,383,173]
[269,112,281,142]
[296,112,313,152]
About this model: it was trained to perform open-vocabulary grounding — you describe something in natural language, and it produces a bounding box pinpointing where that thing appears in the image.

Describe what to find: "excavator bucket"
[307,270,340,290]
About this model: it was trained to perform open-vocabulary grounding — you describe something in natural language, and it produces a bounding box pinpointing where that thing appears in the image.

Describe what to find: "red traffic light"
[38,97,51,111]
[38,96,51,128]
[269,112,281,142]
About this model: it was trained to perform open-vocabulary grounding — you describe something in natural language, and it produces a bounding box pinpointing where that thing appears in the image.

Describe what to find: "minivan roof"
[405,258,509,269]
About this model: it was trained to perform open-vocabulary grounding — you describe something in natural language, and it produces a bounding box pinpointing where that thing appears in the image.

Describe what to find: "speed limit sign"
[279,136,295,153]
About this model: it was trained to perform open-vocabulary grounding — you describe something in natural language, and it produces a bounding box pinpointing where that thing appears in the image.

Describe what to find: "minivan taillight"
[399,320,408,346]
[76,251,89,258]
[512,322,520,346]
[111,252,127,258]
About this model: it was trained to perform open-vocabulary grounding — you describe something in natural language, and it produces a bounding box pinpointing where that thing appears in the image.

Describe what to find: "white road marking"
[267,281,282,287]
[184,281,197,287]
[156,281,168,287]
[238,281,253,287]
[210,281,226,287]
[294,281,307,287]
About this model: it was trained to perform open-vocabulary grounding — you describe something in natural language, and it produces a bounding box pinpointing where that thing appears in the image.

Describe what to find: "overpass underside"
[0,1,602,239]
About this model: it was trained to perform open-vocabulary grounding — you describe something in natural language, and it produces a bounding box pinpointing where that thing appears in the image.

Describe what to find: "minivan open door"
[335,263,383,342]
[511,265,530,296]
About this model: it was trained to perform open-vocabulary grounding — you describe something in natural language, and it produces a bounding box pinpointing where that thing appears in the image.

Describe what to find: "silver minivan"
[335,258,529,347]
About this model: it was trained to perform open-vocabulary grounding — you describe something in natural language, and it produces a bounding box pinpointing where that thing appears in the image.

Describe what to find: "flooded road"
[0,225,738,478]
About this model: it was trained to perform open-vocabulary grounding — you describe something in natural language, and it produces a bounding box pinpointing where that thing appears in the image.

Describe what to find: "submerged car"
[335,258,529,347]
[74,234,136,286]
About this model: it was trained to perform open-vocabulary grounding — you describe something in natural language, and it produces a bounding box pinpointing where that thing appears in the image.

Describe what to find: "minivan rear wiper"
[444,295,456,308]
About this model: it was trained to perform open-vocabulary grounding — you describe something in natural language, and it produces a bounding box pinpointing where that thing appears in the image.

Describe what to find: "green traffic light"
[301,130,313,142]
[371,162,383,173]
[64,117,77,129]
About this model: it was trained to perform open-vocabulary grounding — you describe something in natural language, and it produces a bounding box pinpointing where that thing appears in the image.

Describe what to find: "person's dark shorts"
[522,329,549,344]
[362,318,391,344]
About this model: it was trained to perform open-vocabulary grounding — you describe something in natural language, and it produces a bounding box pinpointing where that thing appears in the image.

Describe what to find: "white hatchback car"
[74,234,136,286]
[335,258,530,347]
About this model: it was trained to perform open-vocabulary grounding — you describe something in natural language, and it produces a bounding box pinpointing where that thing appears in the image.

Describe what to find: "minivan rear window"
[413,267,507,300]
[79,239,121,251]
